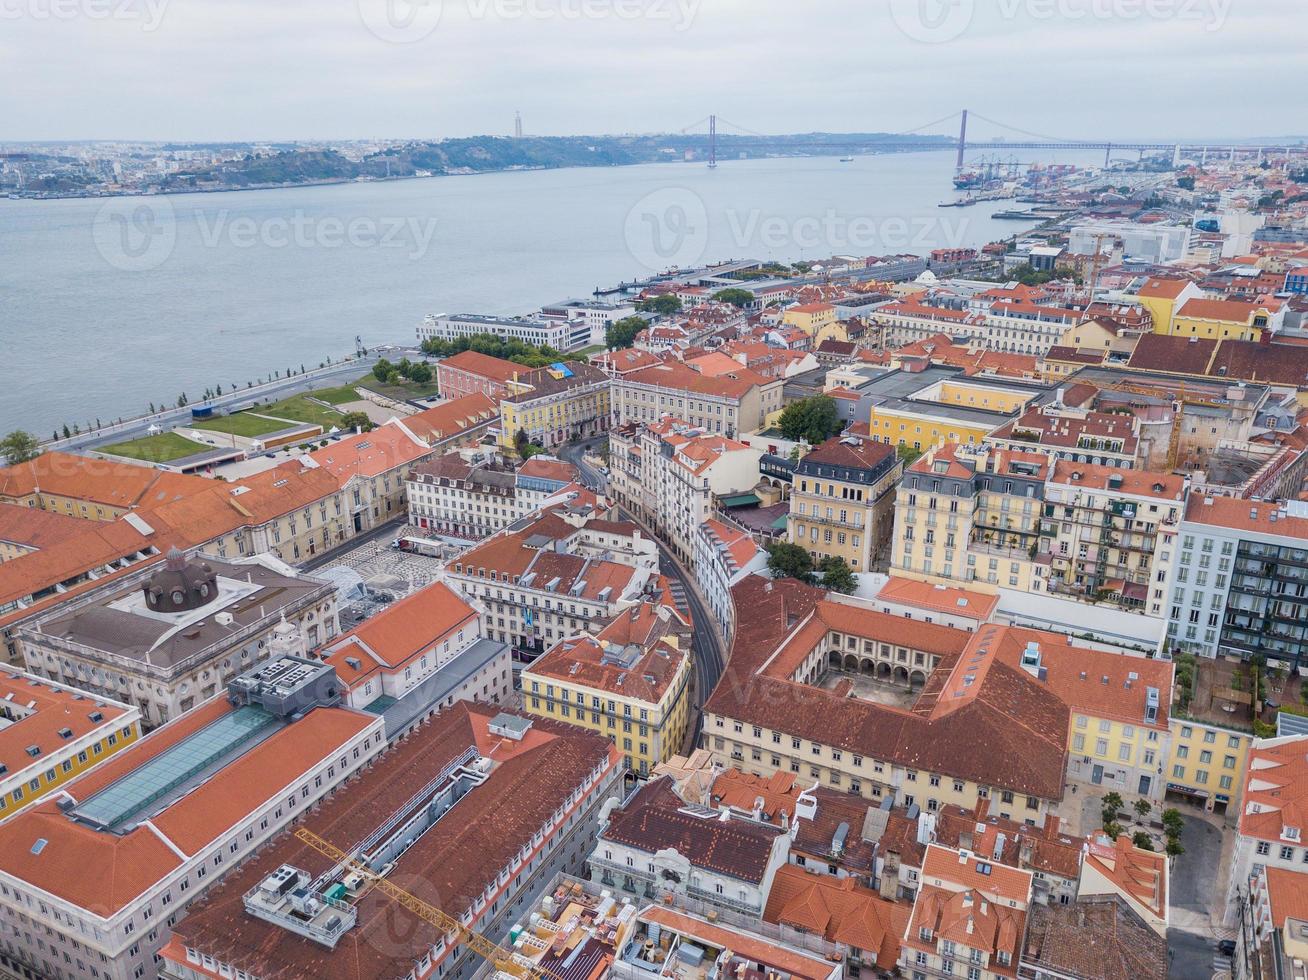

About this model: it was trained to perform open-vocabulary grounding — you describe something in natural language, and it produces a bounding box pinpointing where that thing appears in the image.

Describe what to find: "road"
[299,514,411,573]
[559,437,726,745]
[1167,809,1235,979]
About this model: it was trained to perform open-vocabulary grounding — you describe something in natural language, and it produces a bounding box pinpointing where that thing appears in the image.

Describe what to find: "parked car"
[1217,939,1236,957]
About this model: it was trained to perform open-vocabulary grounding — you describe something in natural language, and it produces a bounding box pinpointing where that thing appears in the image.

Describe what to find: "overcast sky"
[1,0,1302,142]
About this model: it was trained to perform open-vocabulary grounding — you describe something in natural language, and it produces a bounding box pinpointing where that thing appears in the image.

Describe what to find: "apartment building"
[406,453,518,540]
[985,402,1141,470]
[318,580,511,737]
[892,444,1051,594]
[1039,462,1186,619]
[899,844,1033,980]
[1165,718,1252,816]
[498,362,611,452]
[788,435,901,572]
[1170,494,1308,668]
[0,657,384,980]
[16,550,337,727]
[524,602,692,775]
[418,311,576,351]
[1237,867,1308,980]
[693,518,765,645]
[1167,296,1286,342]
[611,361,784,439]
[1226,735,1308,918]
[445,506,660,661]
[702,577,1071,826]
[160,707,623,980]
[609,418,763,565]
[592,776,790,919]
[876,290,1082,356]
[0,670,140,822]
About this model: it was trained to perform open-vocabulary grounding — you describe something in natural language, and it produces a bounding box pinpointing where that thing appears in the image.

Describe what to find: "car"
[1217,939,1236,957]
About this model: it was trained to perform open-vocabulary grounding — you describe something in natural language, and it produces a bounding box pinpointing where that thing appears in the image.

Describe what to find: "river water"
[0,149,1104,434]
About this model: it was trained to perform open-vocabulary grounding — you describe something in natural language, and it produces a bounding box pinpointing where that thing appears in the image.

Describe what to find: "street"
[559,436,726,746]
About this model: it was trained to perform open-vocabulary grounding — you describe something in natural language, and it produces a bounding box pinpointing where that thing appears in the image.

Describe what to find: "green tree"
[514,428,529,457]
[0,431,40,464]
[712,288,755,309]
[1176,175,1196,191]
[1103,820,1124,840]
[1133,799,1152,820]
[1165,837,1185,858]
[339,411,374,433]
[778,395,842,445]
[897,443,922,465]
[372,358,394,382]
[1101,792,1124,825]
[819,556,858,594]
[636,294,681,316]
[1132,832,1155,851]
[605,316,647,351]
[766,542,816,584]
[1161,808,1184,836]
[409,361,433,385]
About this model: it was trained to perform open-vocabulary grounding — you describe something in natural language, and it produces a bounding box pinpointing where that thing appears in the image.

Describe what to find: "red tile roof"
[437,349,525,385]
[307,420,429,479]
[764,866,908,970]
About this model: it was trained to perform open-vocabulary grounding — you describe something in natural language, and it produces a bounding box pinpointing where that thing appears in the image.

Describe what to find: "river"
[0,149,1106,434]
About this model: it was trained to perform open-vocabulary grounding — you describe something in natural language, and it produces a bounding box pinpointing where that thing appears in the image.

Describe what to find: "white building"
[418,312,575,351]
[1226,734,1308,923]
[693,518,767,645]
[1069,221,1192,264]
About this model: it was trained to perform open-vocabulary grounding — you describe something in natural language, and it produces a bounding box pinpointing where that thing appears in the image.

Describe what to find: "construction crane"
[293,828,551,980]
[1088,377,1231,470]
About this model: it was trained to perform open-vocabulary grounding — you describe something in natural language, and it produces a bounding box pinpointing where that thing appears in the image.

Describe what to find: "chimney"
[878,851,900,901]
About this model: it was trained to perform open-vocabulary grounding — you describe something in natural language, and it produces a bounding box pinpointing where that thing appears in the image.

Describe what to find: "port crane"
[293,828,553,980]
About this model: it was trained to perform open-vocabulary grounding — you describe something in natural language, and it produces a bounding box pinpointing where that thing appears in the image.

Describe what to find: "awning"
[719,493,761,508]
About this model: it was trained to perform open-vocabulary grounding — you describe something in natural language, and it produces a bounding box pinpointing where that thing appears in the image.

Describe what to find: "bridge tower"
[709,114,717,169]
[956,109,968,170]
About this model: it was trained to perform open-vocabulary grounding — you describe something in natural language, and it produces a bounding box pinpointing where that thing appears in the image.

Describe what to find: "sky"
[0,0,1303,143]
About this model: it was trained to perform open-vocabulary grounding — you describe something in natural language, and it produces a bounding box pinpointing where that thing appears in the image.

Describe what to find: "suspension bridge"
[678,110,1306,170]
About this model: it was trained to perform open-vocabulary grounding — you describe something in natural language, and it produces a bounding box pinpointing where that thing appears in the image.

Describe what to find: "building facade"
[788,436,901,573]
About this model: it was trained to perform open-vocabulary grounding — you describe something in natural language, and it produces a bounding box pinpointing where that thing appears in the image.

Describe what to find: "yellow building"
[498,361,612,452]
[1135,277,1202,334]
[1168,296,1284,342]
[0,451,208,522]
[1165,717,1251,816]
[782,302,838,340]
[788,435,901,573]
[866,374,1041,456]
[522,603,692,776]
[0,670,142,820]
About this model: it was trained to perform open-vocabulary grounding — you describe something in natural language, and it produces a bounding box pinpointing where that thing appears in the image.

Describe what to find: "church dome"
[143,548,220,614]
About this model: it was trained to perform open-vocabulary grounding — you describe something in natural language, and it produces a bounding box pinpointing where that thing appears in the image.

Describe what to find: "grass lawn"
[192,413,297,437]
[102,432,209,463]
[572,344,606,358]
[251,393,345,428]
[309,383,365,406]
[356,373,441,401]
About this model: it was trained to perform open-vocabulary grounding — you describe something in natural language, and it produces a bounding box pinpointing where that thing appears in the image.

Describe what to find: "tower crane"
[293,828,554,980]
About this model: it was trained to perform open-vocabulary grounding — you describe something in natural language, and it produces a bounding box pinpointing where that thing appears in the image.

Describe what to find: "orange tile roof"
[0,699,375,915]
[1136,278,1193,300]
[1239,735,1308,843]
[874,577,999,622]
[639,906,838,980]
[307,421,429,480]
[0,671,133,780]
[623,361,772,400]
[437,349,524,384]
[1050,460,1186,499]
[1082,832,1167,921]
[0,452,211,511]
[1177,296,1284,322]
[764,866,908,970]
[0,504,90,551]
[403,392,499,443]
[1186,494,1308,537]
[1264,867,1308,929]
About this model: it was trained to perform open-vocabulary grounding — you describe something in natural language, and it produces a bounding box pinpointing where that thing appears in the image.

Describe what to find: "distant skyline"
[2,0,1302,142]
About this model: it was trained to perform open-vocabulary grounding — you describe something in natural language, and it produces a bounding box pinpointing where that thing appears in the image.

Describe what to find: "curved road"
[558,437,726,744]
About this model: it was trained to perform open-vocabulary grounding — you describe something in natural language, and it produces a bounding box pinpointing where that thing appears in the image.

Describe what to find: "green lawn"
[102,432,209,463]
[191,413,297,437]
[309,383,365,406]
[356,373,441,401]
[251,394,345,428]
[572,344,606,359]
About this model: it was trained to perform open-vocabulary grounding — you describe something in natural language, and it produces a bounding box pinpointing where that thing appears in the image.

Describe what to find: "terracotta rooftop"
[166,705,618,980]
[1187,494,1308,537]
[307,420,430,480]
[763,866,908,971]
[437,349,526,385]
[601,777,781,883]
[1049,459,1186,499]
[403,392,499,443]
[1239,735,1308,843]
[0,504,90,552]
[1082,832,1168,923]
[622,361,773,400]
[873,577,1000,623]
[0,452,211,512]
[0,671,133,788]
[1021,896,1168,980]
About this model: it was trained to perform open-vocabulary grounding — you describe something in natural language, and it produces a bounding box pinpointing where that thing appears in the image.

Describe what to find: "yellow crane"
[293,828,551,980]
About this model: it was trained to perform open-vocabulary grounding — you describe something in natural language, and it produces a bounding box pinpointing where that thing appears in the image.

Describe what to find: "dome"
[143,548,220,614]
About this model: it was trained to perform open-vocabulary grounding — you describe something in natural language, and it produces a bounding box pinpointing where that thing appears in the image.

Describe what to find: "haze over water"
[0,149,1107,434]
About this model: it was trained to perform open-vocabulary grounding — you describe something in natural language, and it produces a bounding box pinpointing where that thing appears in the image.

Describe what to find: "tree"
[339,411,373,433]
[1101,792,1124,827]
[1132,832,1155,851]
[409,361,433,385]
[1176,175,1196,191]
[712,288,754,309]
[0,431,40,464]
[778,395,842,445]
[605,316,646,351]
[1165,837,1185,858]
[1103,820,1124,840]
[514,428,529,457]
[766,542,816,584]
[897,443,922,465]
[1133,799,1152,820]
[372,358,394,382]
[819,556,858,594]
[636,294,681,316]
